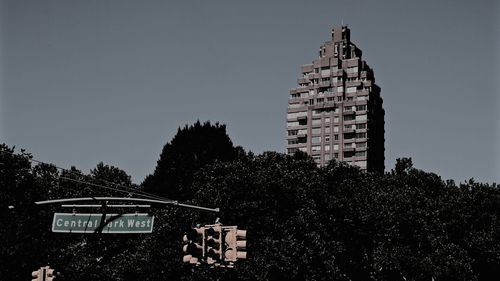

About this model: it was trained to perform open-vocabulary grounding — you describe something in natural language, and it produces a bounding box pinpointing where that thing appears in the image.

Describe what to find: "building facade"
[286,26,384,173]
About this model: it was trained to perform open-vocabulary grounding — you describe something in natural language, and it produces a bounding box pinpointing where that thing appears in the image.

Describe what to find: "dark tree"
[142,121,238,201]
[2,141,500,281]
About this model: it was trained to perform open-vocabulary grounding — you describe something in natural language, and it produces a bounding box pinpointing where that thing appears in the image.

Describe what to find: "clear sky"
[1,0,499,184]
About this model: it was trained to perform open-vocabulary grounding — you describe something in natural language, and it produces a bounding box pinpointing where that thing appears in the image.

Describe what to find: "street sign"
[51,213,154,233]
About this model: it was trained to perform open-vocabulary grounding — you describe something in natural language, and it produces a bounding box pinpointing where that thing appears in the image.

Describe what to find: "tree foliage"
[1,123,500,281]
[142,121,239,200]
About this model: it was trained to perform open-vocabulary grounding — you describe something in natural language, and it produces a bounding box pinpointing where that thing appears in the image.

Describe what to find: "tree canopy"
[142,121,239,201]
[1,122,499,280]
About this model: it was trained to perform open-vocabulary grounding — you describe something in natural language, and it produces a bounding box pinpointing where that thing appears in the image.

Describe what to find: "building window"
[325,127,331,133]
[333,116,339,123]
[355,151,366,157]
[287,148,298,154]
[324,145,330,151]
[356,123,366,130]
[334,134,339,140]
[287,111,307,119]
[356,105,367,111]
[312,145,321,152]
[346,87,357,93]
[313,155,321,164]
[312,119,322,125]
[355,132,367,139]
[312,136,321,143]
[355,114,367,121]
[344,151,355,158]
[356,142,366,148]
[288,130,298,136]
[344,133,355,139]
[288,139,299,145]
[333,126,339,133]
[344,115,355,121]
[346,66,358,73]
[312,128,321,134]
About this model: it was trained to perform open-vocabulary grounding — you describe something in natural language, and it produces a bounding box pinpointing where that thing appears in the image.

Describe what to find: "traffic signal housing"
[223,226,247,262]
[32,266,56,281]
[205,225,223,264]
[45,267,55,281]
[182,227,205,265]
[182,224,247,267]
[31,269,41,281]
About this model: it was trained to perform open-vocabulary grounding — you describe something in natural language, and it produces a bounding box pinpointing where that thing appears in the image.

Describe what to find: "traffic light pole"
[35,197,220,213]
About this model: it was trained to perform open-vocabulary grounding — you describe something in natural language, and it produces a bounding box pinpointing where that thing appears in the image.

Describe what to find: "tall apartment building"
[286,26,384,173]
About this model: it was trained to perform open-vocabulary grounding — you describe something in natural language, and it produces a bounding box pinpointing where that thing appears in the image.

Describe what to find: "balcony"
[346,80,362,88]
[362,80,373,87]
[286,123,307,129]
[297,77,309,84]
[301,64,314,73]
[343,107,355,113]
[308,73,320,79]
[343,132,356,140]
[346,72,358,79]
[358,89,370,96]
[343,150,355,158]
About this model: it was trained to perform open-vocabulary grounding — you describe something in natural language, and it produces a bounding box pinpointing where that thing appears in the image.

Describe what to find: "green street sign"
[52,213,154,233]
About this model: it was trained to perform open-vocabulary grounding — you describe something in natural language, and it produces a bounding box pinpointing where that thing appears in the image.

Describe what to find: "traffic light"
[204,225,223,264]
[31,269,41,281]
[32,266,56,281]
[45,267,55,281]
[182,227,205,264]
[182,223,248,267]
[223,226,247,262]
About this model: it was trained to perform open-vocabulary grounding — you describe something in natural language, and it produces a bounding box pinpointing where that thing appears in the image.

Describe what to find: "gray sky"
[1,0,499,184]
